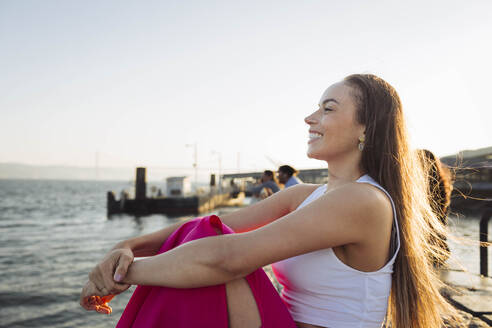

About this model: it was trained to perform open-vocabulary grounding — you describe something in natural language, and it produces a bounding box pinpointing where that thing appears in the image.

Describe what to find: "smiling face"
[304,82,365,161]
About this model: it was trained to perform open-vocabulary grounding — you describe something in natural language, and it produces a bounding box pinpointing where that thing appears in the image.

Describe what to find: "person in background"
[419,149,453,267]
[277,165,303,188]
[250,170,280,199]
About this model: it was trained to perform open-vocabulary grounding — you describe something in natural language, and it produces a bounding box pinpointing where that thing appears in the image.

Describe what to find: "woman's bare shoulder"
[286,183,324,211]
[290,183,322,192]
[329,182,393,226]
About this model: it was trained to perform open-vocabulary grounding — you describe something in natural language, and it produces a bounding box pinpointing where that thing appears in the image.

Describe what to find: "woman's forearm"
[113,218,194,257]
[122,234,242,288]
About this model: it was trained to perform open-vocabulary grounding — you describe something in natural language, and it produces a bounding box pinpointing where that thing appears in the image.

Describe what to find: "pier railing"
[480,208,492,277]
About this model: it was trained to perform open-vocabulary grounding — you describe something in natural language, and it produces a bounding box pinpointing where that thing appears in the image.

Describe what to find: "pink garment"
[116,215,296,328]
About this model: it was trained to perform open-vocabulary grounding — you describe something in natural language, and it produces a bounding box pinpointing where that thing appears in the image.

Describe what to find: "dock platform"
[441,268,492,327]
[107,167,245,216]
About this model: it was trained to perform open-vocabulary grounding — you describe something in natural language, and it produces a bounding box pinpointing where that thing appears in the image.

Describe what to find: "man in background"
[277,165,302,188]
[250,170,280,198]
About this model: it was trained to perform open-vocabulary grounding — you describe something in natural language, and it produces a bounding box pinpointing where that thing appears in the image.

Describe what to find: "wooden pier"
[107,168,244,216]
[440,268,492,327]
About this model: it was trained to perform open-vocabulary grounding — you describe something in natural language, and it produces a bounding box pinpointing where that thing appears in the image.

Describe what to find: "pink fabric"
[116,215,296,328]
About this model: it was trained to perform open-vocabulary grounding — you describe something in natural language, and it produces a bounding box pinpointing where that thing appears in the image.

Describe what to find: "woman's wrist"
[112,240,133,252]
[121,258,141,285]
[111,238,159,257]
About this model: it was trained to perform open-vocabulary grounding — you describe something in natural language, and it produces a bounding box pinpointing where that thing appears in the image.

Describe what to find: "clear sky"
[1,0,491,179]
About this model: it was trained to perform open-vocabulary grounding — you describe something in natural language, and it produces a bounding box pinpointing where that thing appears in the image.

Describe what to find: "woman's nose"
[304,112,317,125]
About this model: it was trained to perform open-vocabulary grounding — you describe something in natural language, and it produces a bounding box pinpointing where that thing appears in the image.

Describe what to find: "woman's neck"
[325,154,365,191]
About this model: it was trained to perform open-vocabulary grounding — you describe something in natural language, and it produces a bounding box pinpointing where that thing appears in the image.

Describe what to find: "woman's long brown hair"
[344,74,459,328]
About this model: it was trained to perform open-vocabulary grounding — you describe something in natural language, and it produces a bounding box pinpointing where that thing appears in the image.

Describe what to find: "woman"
[81,74,456,328]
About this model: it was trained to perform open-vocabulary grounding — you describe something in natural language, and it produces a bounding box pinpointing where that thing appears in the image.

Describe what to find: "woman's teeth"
[309,132,323,140]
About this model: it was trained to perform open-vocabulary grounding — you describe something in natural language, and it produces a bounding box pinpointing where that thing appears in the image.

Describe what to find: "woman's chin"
[307,148,331,162]
[307,150,322,160]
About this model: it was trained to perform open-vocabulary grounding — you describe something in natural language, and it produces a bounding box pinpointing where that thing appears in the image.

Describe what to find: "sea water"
[0,179,490,328]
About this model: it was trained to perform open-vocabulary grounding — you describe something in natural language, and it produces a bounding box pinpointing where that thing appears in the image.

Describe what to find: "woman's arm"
[115,183,313,256]
[86,184,316,296]
[121,182,393,288]
[85,218,197,297]
[220,183,316,232]
[113,218,195,257]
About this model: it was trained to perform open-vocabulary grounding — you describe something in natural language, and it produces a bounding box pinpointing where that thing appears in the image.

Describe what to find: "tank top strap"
[295,176,400,263]
[296,184,327,210]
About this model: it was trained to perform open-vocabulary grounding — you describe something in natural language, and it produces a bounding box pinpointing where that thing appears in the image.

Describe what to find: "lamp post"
[211,150,222,192]
[185,143,198,192]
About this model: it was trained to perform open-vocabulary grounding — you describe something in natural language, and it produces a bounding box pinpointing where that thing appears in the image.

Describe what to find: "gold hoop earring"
[358,135,365,151]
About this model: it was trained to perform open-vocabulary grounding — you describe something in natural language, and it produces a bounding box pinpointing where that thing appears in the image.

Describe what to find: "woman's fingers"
[92,296,113,314]
[89,249,134,294]
[95,304,112,315]
[113,250,134,283]
[113,282,131,294]
[100,252,120,292]
[82,248,134,313]
[87,296,113,314]
[107,250,133,293]
[80,281,104,311]
[80,284,114,315]
[88,265,106,294]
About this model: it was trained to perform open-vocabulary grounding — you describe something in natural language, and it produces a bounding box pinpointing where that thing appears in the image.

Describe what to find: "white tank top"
[271,175,400,328]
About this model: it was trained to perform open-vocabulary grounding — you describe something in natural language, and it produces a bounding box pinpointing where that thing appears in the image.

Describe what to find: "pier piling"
[135,167,146,200]
[480,208,492,277]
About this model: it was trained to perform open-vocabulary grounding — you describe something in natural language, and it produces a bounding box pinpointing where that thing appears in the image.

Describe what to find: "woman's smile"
[308,130,323,144]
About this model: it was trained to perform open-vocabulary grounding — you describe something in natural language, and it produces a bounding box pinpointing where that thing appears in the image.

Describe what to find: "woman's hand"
[80,280,115,314]
[88,248,134,296]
